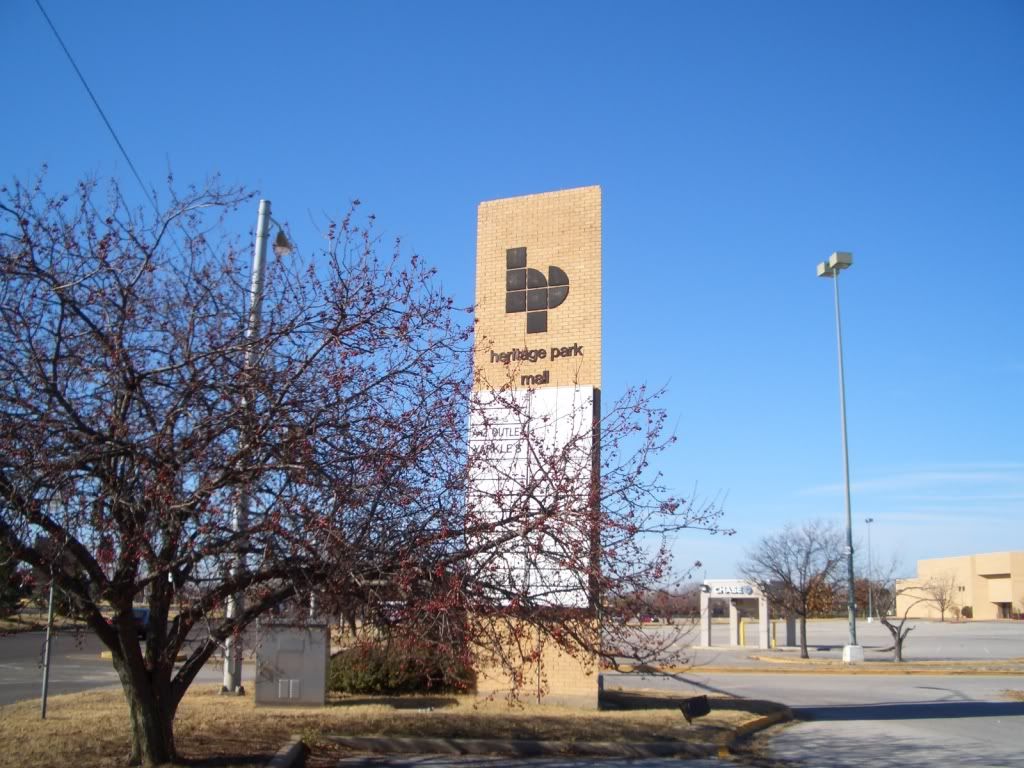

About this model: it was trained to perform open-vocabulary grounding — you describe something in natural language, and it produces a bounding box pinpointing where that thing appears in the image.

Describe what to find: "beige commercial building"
[895,551,1024,620]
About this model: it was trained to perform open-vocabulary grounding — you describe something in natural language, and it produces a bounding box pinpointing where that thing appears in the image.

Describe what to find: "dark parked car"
[106,608,150,640]
[131,608,150,639]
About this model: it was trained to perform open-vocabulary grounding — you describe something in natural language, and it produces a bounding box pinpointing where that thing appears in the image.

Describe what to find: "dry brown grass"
[0,684,775,767]
[0,610,87,633]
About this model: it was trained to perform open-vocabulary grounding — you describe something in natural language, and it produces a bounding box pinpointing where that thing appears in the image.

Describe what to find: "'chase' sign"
[703,579,762,598]
[713,584,754,596]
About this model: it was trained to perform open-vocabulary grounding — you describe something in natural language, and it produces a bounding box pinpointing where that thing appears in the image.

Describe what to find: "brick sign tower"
[471,186,602,707]
[474,186,601,390]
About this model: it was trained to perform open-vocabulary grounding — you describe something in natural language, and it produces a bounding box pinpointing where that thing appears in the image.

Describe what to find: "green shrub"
[329,640,472,695]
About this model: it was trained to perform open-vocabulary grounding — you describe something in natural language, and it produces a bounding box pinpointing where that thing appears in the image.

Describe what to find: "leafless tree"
[0,173,475,763]
[0,173,728,765]
[922,571,960,622]
[869,560,926,662]
[741,520,845,658]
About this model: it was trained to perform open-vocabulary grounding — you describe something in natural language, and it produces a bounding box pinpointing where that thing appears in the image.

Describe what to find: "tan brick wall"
[473,619,599,709]
[474,186,601,391]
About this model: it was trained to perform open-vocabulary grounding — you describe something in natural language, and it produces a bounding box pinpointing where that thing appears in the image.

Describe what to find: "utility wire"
[34,0,158,214]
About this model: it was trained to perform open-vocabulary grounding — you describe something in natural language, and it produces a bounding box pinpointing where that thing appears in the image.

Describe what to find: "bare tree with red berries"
[0,172,473,764]
[0,172,727,765]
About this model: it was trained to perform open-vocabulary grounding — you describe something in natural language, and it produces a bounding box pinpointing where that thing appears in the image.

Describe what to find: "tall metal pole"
[865,517,874,622]
[40,577,55,718]
[223,199,272,694]
[832,270,857,648]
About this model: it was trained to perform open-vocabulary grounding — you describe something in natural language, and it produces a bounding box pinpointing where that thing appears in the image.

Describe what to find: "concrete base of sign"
[842,644,865,663]
[472,617,599,709]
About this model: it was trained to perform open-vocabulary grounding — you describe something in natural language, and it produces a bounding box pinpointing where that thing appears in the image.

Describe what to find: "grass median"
[0,684,783,767]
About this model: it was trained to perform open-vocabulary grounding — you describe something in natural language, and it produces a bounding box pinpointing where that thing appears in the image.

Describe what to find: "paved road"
[769,702,1023,767]
[0,629,229,706]
[609,671,1024,767]
[766,674,1024,768]
[0,630,120,706]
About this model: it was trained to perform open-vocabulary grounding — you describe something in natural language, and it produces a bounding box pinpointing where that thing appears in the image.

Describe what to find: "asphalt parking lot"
[637,616,1024,665]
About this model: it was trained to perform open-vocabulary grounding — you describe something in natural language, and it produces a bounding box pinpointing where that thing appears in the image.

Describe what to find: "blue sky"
[3,1,1022,580]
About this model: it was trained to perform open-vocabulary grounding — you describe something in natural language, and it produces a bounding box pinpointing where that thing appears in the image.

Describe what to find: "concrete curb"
[99,650,257,664]
[267,735,305,768]
[620,662,1024,676]
[748,653,1024,667]
[718,706,794,756]
[98,650,189,662]
[327,735,714,759]
[326,702,795,761]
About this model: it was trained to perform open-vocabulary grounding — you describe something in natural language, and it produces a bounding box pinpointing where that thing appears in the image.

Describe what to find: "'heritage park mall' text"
[489,343,585,385]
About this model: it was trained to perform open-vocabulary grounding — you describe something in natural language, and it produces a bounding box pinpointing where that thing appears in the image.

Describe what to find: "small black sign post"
[679,695,711,723]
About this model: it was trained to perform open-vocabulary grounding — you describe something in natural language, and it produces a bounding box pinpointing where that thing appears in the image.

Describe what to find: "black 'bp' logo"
[504,247,569,334]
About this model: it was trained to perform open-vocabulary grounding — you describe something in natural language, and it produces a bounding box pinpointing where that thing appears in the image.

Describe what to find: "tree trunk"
[126,685,176,766]
[110,650,178,766]
[880,617,907,663]
[799,615,808,659]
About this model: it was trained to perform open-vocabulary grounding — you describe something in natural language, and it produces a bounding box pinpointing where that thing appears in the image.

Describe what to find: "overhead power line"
[34,0,158,213]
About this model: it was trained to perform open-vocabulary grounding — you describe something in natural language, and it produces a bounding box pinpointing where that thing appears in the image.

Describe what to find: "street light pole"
[865,517,875,623]
[816,251,862,663]
[40,574,55,718]
[222,200,272,694]
[221,200,294,695]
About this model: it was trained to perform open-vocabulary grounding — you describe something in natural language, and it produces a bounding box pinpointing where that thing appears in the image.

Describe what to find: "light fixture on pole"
[865,517,875,623]
[816,250,863,664]
[222,199,294,695]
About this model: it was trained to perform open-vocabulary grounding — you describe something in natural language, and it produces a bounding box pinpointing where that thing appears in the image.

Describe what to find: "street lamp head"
[272,229,295,257]
[829,251,853,270]
[817,251,853,278]
[865,517,874,524]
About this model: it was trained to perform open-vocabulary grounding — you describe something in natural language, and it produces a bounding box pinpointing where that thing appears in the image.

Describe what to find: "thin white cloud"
[798,466,1024,497]
[876,510,1018,525]
[927,461,1024,472]
[887,494,1024,504]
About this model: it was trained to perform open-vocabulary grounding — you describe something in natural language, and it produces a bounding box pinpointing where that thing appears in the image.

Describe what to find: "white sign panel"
[703,579,762,598]
[468,386,595,607]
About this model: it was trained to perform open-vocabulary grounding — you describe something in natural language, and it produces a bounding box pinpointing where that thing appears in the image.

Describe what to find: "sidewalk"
[616,642,1024,676]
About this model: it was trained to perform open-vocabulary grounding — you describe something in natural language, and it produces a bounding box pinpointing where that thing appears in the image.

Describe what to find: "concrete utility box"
[254,622,329,706]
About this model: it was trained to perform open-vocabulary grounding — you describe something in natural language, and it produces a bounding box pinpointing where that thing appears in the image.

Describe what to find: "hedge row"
[329,640,473,694]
